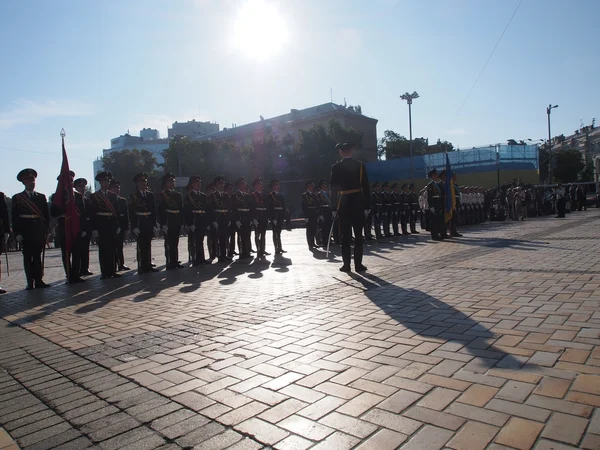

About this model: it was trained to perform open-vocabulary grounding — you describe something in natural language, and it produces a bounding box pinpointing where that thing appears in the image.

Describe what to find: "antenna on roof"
[343,98,347,107]
[330,88,332,103]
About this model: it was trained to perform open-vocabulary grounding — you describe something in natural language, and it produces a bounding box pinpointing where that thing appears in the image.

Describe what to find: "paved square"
[1,210,599,449]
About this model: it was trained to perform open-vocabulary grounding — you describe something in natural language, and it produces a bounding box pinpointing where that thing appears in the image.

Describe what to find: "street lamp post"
[400,91,419,182]
[546,104,558,183]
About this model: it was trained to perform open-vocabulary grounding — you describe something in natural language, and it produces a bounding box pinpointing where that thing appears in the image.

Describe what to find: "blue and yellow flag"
[444,153,456,223]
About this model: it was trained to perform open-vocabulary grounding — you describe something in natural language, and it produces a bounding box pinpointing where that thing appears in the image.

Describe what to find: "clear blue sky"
[1,0,598,195]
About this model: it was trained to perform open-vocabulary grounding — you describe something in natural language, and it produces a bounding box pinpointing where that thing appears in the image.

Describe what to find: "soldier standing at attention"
[90,172,120,279]
[381,182,393,238]
[316,180,333,248]
[438,170,449,239]
[224,182,238,259]
[251,178,270,257]
[371,182,383,239]
[400,183,411,235]
[210,176,232,263]
[427,169,444,241]
[302,180,320,249]
[109,179,130,272]
[74,178,93,276]
[205,183,218,261]
[268,180,286,255]
[231,178,253,259]
[129,172,158,274]
[329,142,371,273]
[0,191,10,294]
[390,183,401,237]
[12,169,51,290]
[158,173,184,270]
[409,183,420,234]
[450,173,463,237]
[184,175,211,266]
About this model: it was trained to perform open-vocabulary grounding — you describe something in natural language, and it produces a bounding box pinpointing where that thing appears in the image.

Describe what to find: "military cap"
[252,177,263,186]
[372,181,380,188]
[162,172,176,183]
[409,183,416,188]
[109,179,121,188]
[318,179,328,188]
[235,177,246,186]
[213,175,225,184]
[335,142,344,150]
[95,171,112,182]
[382,182,389,188]
[401,183,409,189]
[74,178,87,187]
[188,174,201,184]
[133,172,148,183]
[428,168,438,177]
[17,168,38,182]
[305,180,315,188]
[270,179,280,188]
[391,183,398,189]
[56,170,75,181]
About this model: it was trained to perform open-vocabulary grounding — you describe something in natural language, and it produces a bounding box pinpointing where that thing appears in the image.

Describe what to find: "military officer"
[129,172,158,274]
[74,178,93,276]
[90,172,121,279]
[158,173,184,269]
[409,183,420,234]
[450,173,463,237]
[209,176,232,262]
[427,168,444,241]
[0,191,11,294]
[109,179,130,271]
[12,169,50,290]
[371,182,383,239]
[224,182,238,258]
[231,178,253,259]
[301,180,320,249]
[400,183,411,235]
[317,180,334,248]
[390,183,401,236]
[205,183,218,260]
[438,170,449,239]
[184,175,211,266]
[381,182,393,237]
[251,178,270,257]
[329,142,371,273]
[419,188,429,231]
[268,180,286,255]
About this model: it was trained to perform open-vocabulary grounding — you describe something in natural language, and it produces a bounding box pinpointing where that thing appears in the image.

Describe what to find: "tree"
[553,148,584,183]
[101,149,158,197]
[380,130,407,159]
[538,145,550,183]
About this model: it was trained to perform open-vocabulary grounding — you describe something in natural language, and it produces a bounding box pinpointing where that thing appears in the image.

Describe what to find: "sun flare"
[232,0,288,61]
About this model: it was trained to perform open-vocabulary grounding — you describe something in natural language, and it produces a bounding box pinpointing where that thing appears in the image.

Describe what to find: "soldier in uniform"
[90,172,121,279]
[51,170,85,284]
[390,183,401,237]
[231,178,253,259]
[74,178,93,276]
[129,172,158,274]
[268,180,286,255]
[12,169,51,290]
[409,183,420,234]
[184,175,211,266]
[158,173,184,270]
[109,179,130,272]
[301,180,320,249]
[371,182,383,239]
[329,142,371,273]
[209,176,232,262]
[223,183,238,258]
[381,182,393,237]
[316,180,334,248]
[419,188,429,231]
[0,191,11,294]
[251,178,270,257]
[205,183,218,260]
[450,173,463,237]
[400,183,411,235]
[427,168,444,241]
[438,170,449,239]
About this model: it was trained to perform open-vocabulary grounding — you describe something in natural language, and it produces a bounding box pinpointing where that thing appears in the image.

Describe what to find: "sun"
[232,0,288,61]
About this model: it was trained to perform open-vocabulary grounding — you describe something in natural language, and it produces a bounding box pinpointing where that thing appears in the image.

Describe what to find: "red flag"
[52,136,80,265]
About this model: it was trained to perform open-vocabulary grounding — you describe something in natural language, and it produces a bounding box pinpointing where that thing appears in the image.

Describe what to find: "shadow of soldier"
[347,272,524,372]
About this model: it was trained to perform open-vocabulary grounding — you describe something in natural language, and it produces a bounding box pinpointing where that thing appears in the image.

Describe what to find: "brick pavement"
[1,210,599,449]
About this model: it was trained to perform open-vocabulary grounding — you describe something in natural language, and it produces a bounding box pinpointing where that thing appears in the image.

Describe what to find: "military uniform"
[251,178,270,256]
[381,183,393,237]
[158,173,184,269]
[91,172,120,279]
[108,180,130,272]
[301,183,320,249]
[400,184,410,235]
[129,173,157,273]
[185,175,211,265]
[438,176,449,239]
[317,181,334,247]
[74,179,93,276]
[329,142,371,272]
[268,183,286,254]
[450,181,462,237]
[209,177,232,262]
[390,184,401,236]
[371,183,383,239]
[427,169,444,241]
[231,180,253,259]
[408,184,420,234]
[0,192,10,293]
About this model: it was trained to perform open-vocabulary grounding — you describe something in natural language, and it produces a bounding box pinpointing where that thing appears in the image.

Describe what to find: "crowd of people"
[0,146,595,293]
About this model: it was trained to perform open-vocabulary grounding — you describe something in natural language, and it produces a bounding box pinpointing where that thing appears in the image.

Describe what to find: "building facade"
[168,120,219,139]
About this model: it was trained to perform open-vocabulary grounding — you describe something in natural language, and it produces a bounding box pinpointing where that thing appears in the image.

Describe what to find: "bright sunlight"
[231,0,288,61]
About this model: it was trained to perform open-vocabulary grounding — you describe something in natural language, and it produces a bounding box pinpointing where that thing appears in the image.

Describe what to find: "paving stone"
[193,429,243,450]
[495,380,536,403]
[572,374,600,395]
[278,414,335,441]
[457,384,499,407]
[526,394,593,417]
[376,389,422,413]
[273,434,313,450]
[235,418,289,445]
[417,387,461,411]
[446,421,499,450]
[494,417,544,450]
[319,412,378,438]
[533,377,571,398]
[541,412,589,445]
[175,422,225,447]
[486,398,551,422]
[361,408,422,435]
[401,424,453,450]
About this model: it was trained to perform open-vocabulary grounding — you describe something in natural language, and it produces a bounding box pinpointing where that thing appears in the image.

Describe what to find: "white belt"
[165,209,180,213]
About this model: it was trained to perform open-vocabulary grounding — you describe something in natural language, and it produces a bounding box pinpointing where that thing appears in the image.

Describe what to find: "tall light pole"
[401,91,419,182]
[547,104,558,183]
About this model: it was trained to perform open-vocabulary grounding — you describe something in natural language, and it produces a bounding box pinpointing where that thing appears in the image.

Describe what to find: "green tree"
[379,130,429,159]
[538,146,550,183]
[553,148,585,183]
[101,149,158,197]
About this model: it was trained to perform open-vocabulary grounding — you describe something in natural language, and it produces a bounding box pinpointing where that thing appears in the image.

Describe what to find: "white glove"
[132,228,140,237]
[213,221,219,230]
[304,218,309,223]
[273,220,278,226]
[332,211,338,218]
[189,225,196,232]
[16,234,23,243]
[236,221,242,229]
[81,231,87,238]
[91,230,99,239]
[116,227,121,235]
[162,225,168,233]
[253,219,259,226]
[430,207,435,213]
[364,210,370,218]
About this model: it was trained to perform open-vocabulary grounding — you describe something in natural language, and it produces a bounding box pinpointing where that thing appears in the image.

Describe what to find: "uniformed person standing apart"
[109,179,130,271]
[251,178,270,257]
[158,173,184,270]
[0,191,11,294]
[74,178,93,276]
[301,181,320,249]
[427,168,444,241]
[184,175,211,266]
[129,173,158,274]
[408,183,420,234]
[268,180,286,255]
[329,142,370,273]
[12,169,50,290]
[231,178,253,259]
[91,172,121,279]
[210,176,232,263]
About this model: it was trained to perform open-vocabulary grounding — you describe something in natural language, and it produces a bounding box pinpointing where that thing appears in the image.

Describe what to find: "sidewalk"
[1,211,599,449]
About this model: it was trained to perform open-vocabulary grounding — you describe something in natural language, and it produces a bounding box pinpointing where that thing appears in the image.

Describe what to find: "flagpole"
[61,128,70,283]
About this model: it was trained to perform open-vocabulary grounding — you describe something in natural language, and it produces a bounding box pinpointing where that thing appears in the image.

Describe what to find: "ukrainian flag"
[445,153,456,223]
